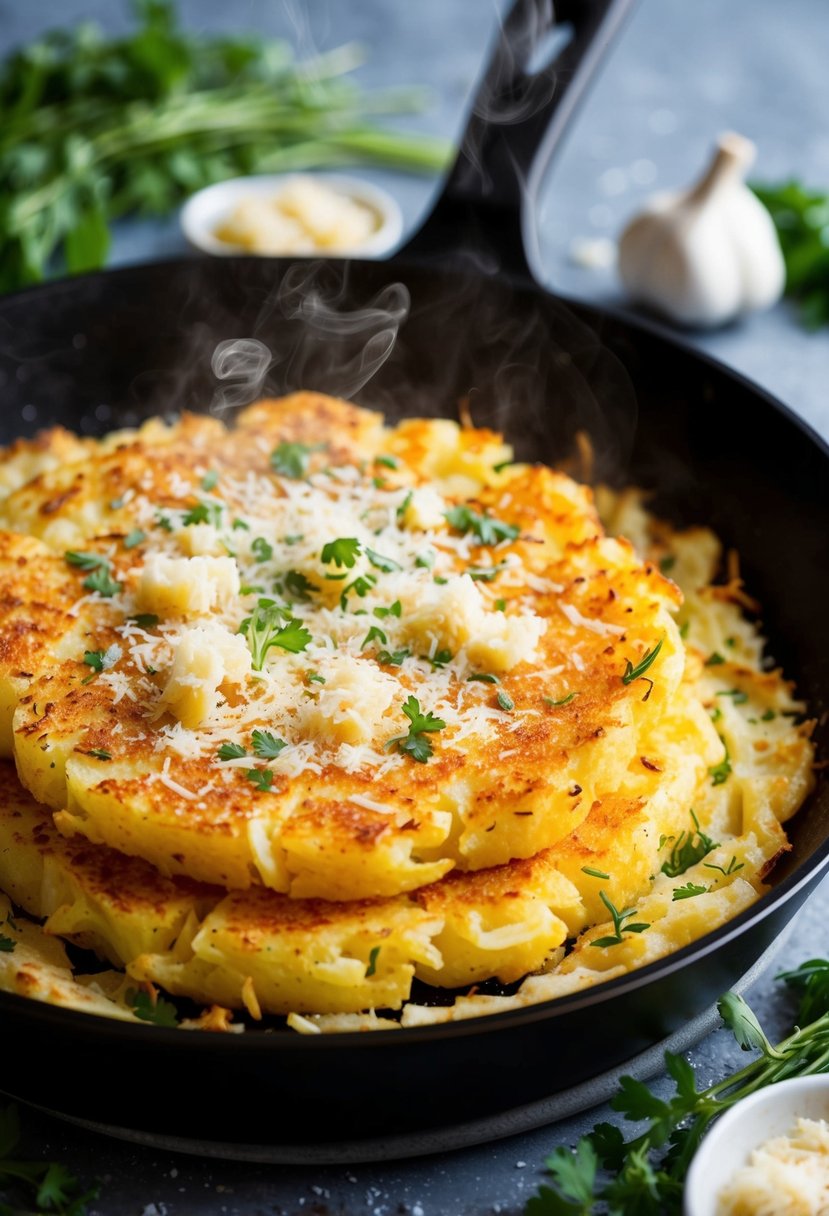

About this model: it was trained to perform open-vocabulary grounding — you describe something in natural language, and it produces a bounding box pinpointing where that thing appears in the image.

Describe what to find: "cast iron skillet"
[0,0,826,1149]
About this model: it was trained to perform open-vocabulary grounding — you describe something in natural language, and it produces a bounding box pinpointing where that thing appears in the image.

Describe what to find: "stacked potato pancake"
[0,396,814,1031]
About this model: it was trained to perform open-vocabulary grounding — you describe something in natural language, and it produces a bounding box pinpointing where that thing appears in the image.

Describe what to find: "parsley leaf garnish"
[705,651,726,667]
[282,571,317,602]
[709,737,732,786]
[365,946,381,977]
[716,688,749,705]
[123,529,146,549]
[660,810,718,877]
[127,987,179,1028]
[376,648,410,666]
[240,601,312,669]
[0,934,15,953]
[385,695,446,763]
[444,505,520,546]
[362,625,387,649]
[130,613,159,629]
[373,600,402,620]
[81,644,122,684]
[270,441,321,478]
[321,537,361,568]
[592,891,650,948]
[246,768,275,792]
[217,742,247,761]
[85,748,112,761]
[672,881,708,901]
[340,573,376,610]
[375,455,398,469]
[252,730,287,760]
[365,547,401,573]
[64,550,108,572]
[251,537,273,563]
[182,500,223,527]
[201,469,219,491]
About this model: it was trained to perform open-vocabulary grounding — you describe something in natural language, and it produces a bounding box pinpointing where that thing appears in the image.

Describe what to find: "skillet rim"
[0,253,825,1049]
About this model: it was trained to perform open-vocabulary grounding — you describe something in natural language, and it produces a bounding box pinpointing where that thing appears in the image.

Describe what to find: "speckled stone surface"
[0,1,828,1212]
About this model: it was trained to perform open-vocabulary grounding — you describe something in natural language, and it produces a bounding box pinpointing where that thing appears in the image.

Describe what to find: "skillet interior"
[0,255,826,1144]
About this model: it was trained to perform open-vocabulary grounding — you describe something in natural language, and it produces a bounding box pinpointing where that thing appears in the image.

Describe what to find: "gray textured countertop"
[1,0,827,1212]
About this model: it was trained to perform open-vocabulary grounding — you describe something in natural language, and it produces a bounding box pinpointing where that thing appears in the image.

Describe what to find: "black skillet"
[0,0,827,1152]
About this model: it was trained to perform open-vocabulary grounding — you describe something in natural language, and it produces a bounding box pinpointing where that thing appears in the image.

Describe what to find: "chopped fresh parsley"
[761,708,776,721]
[127,987,178,1027]
[365,946,381,977]
[710,705,723,723]
[85,748,112,761]
[321,537,361,568]
[270,441,321,479]
[581,866,610,880]
[468,562,507,582]
[200,469,219,491]
[217,742,247,761]
[429,649,453,668]
[396,490,413,520]
[0,934,15,953]
[592,891,650,948]
[673,882,708,901]
[251,730,287,760]
[709,738,732,786]
[232,518,250,531]
[240,584,265,596]
[251,536,273,563]
[123,528,146,549]
[182,500,223,527]
[376,647,410,666]
[306,672,326,685]
[281,570,317,602]
[467,673,500,684]
[362,625,387,649]
[717,688,749,704]
[494,598,507,611]
[544,691,578,708]
[415,551,435,569]
[240,600,312,669]
[81,644,121,684]
[64,550,108,572]
[340,573,376,610]
[445,505,519,546]
[83,566,123,597]
[130,613,159,629]
[661,810,718,877]
[496,690,514,712]
[705,651,726,667]
[365,546,401,573]
[373,600,402,620]
[155,511,173,532]
[375,455,398,469]
[385,695,447,763]
[246,768,275,792]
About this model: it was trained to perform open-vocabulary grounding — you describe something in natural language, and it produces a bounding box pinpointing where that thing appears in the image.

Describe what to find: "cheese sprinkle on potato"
[0,394,814,1028]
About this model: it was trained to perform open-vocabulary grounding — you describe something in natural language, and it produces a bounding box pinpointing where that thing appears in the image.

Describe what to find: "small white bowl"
[180,172,404,260]
[684,1074,829,1215]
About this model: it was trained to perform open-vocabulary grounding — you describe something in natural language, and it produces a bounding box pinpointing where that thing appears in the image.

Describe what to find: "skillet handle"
[400,0,637,281]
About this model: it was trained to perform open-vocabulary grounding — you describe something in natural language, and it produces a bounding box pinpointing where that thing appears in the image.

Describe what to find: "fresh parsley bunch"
[0,1105,97,1215]
[753,181,829,328]
[527,958,829,1215]
[0,0,449,290]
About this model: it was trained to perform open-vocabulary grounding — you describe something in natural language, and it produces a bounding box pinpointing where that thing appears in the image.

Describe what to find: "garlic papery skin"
[618,133,785,328]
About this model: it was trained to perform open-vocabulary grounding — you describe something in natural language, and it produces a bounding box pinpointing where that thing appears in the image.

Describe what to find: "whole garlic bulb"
[618,133,785,328]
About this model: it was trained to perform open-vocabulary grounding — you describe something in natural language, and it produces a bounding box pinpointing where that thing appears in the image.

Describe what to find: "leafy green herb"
[415,551,435,569]
[468,562,507,582]
[467,673,499,684]
[581,867,610,880]
[251,537,273,563]
[321,537,361,568]
[621,637,664,692]
[241,584,265,597]
[659,554,676,574]
[281,571,317,602]
[123,528,146,549]
[527,958,829,1214]
[373,600,402,619]
[672,882,708,901]
[592,892,650,948]
[709,738,732,786]
[496,690,514,712]
[127,987,179,1028]
[251,730,287,760]
[494,598,507,611]
[0,1103,98,1214]
[365,946,381,977]
[705,855,744,877]
[761,708,776,721]
[445,505,519,546]
[0,934,15,953]
[232,518,250,531]
[85,748,112,761]
[246,768,275,792]
[705,651,726,667]
[130,613,159,629]
[340,573,376,610]
[376,648,410,666]
[271,442,323,479]
[83,566,123,597]
[660,810,718,877]
[752,180,829,328]
[375,455,398,470]
[155,512,173,532]
[182,500,222,527]
[429,649,453,668]
[306,672,326,685]
[362,625,387,648]
[385,695,446,763]
[64,550,107,572]
[81,643,121,684]
[201,470,219,491]
[240,600,311,669]
[365,546,401,573]
[544,692,578,708]
[710,705,723,723]
[217,742,247,761]
[396,490,413,520]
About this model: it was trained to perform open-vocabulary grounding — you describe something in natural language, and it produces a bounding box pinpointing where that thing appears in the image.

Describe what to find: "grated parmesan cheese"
[718,1117,829,1216]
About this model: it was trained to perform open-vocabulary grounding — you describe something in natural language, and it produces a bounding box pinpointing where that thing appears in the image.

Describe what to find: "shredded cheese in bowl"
[214,176,380,254]
[718,1118,829,1216]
